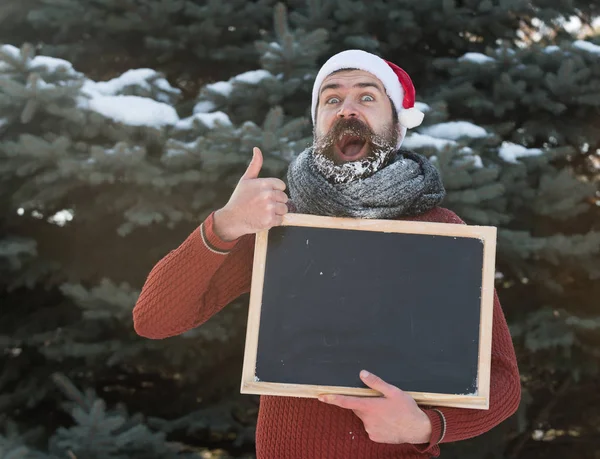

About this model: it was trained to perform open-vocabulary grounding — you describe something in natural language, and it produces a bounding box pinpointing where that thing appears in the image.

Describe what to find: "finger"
[360,370,398,397]
[274,203,288,216]
[272,190,289,204]
[263,177,286,191]
[271,214,284,227]
[241,147,263,181]
[318,394,369,411]
[256,178,287,191]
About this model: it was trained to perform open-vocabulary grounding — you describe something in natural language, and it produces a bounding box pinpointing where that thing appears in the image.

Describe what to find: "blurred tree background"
[1,0,599,457]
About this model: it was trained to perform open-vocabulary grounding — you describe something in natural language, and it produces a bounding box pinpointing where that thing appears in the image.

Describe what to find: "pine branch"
[509,376,572,459]
[52,373,93,412]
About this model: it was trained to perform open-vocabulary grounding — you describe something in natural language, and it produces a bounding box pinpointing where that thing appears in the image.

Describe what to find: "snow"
[204,69,273,98]
[175,112,232,130]
[30,55,75,74]
[402,133,455,150]
[313,140,396,183]
[543,45,560,54]
[459,52,495,64]
[0,44,20,70]
[414,102,431,113]
[234,69,272,84]
[96,68,157,93]
[154,77,178,93]
[532,430,545,441]
[205,81,233,97]
[498,141,543,163]
[79,68,179,127]
[48,209,74,227]
[79,69,181,126]
[420,121,488,140]
[573,40,600,55]
[28,77,54,90]
[470,155,483,168]
[561,16,582,34]
[164,140,199,157]
[403,134,483,167]
[1,48,182,129]
[87,95,179,127]
[1,45,77,75]
[263,51,277,61]
[0,118,8,129]
[82,68,178,96]
[0,44,20,59]
[193,100,217,114]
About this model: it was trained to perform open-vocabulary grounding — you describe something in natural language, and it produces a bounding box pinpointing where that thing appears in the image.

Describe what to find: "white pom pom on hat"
[311,50,424,147]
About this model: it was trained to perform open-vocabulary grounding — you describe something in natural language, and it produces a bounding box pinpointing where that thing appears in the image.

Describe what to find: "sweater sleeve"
[133,211,254,339]
[410,207,521,455]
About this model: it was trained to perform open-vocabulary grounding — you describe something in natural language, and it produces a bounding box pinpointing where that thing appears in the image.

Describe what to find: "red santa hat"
[311,50,424,148]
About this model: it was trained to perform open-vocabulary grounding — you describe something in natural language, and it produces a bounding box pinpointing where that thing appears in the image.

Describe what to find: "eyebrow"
[319,81,384,96]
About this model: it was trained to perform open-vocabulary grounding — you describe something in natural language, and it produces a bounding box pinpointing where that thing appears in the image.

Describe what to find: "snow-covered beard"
[312,118,400,184]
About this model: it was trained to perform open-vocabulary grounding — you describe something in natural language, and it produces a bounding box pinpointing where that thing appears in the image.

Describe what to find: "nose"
[336,100,359,119]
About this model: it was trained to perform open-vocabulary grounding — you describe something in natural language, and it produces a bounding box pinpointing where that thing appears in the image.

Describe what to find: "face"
[313,70,400,183]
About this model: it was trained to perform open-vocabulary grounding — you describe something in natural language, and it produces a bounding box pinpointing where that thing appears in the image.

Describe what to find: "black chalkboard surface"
[241,213,496,410]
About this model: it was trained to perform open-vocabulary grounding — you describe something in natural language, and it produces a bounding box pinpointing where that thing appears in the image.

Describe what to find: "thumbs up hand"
[213,148,289,242]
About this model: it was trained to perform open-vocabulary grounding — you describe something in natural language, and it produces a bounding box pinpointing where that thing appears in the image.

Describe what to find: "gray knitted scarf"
[287,148,446,219]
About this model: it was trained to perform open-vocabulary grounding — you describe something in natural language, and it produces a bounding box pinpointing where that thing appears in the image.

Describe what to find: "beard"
[311,117,400,184]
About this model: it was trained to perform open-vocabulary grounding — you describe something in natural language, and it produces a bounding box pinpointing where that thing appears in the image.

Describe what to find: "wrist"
[213,208,241,242]
[413,410,433,444]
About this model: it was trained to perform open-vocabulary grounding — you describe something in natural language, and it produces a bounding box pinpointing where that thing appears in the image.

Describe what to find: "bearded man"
[133,50,521,458]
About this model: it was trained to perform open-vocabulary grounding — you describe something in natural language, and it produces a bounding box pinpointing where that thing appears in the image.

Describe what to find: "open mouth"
[335,133,367,161]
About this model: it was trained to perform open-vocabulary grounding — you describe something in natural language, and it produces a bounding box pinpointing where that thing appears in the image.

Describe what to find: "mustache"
[316,118,375,147]
[311,118,400,183]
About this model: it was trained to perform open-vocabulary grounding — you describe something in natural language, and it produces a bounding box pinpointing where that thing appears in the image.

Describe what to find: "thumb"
[360,370,397,397]
[241,147,263,180]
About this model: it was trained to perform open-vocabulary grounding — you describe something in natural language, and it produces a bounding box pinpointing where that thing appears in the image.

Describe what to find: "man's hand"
[213,147,289,241]
[318,370,432,445]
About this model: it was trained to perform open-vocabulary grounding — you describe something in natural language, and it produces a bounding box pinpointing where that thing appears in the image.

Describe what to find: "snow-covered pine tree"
[0,6,313,451]
[1,0,599,457]
[423,37,600,364]
[401,30,600,458]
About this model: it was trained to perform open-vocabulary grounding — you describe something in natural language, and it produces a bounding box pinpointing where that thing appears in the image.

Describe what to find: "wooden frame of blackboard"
[240,213,497,410]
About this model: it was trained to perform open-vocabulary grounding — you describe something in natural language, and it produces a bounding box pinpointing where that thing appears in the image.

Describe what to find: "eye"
[362,94,375,102]
[326,97,341,104]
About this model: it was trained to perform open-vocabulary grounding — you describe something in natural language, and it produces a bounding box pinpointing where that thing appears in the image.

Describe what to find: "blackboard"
[241,213,496,409]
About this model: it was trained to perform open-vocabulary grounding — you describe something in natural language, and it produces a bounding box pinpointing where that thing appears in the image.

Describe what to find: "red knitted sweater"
[133,207,521,458]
